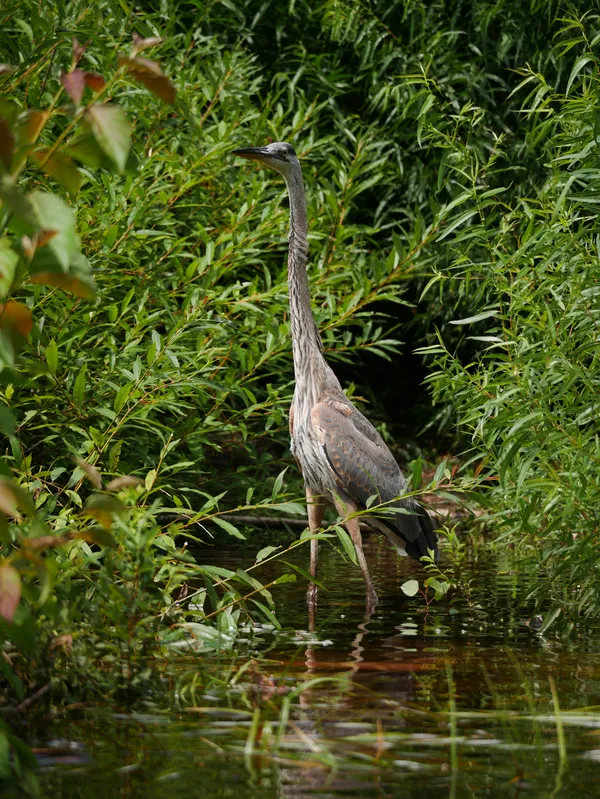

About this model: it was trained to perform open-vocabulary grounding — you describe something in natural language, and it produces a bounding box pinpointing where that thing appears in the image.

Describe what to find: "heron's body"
[233,141,437,605]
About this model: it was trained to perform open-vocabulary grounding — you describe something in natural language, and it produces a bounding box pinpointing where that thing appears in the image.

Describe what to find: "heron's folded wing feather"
[311,401,425,537]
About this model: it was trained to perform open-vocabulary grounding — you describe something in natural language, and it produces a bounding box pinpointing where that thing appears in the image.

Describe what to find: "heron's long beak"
[232,147,270,162]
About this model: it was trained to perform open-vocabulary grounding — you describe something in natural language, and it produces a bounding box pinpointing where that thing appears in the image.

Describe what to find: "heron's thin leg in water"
[233,142,437,607]
[306,487,325,607]
[334,497,378,609]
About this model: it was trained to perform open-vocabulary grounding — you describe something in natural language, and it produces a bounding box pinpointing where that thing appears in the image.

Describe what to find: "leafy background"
[0,0,600,788]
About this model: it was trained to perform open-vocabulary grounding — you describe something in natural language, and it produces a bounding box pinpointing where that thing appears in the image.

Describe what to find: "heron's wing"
[311,399,437,556]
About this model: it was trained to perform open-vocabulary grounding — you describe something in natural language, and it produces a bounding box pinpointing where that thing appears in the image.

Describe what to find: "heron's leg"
[333,497,378,608]
[306,486,325,608]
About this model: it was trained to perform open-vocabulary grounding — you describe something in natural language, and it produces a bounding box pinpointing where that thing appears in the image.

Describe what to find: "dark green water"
[40,534,600,797]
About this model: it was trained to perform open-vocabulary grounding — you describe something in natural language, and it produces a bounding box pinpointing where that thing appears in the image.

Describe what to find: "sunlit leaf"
[212,516,246,539]
[282,561,325,589]
[334,525,357,565]
[85,104,131,173]
[401,579,419,597]
[449,309,499,325]
[114,381,133,413]
[145,468,157,491]
[72,363,87,411]
[255,545,280,563]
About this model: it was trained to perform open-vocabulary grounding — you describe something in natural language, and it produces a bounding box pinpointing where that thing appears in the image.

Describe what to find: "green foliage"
[413,17,600,623]
[0,5,599,787]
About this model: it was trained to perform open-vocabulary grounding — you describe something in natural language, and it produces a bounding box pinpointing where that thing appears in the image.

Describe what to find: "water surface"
[41,534,600,797]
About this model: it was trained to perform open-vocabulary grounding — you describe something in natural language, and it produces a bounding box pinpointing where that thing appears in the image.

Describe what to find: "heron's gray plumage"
[233,141,437,601]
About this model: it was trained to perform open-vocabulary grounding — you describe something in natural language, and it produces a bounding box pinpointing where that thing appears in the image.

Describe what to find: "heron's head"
[232,141,299,179]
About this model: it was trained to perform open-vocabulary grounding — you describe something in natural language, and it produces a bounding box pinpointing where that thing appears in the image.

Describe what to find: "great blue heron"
[233,142,437,606]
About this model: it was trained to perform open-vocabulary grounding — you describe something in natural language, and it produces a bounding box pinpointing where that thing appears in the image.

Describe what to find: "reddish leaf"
[0,565,21,623]
[30,270,95,299]
[72,38,87,64]
[61,70,85,105]
[118,55,175,104]
[24,535,69,550]
[37,229,58,248]
[75,457,102,489]
[13,110,47,170]
[105,475,143,492]
[0,117,14,171]
[83,72,106,92]
[15,110,46,146]
[132,33,164,53]
[33,148,82,195]
[0,301,33,337]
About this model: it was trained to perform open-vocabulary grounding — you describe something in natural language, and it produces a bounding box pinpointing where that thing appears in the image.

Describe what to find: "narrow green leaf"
[212,516,246,539]
[282,561,325,588]
[566,55,594,96]
[411,457,423,490]
[114,381,132,413]
[334,525,357,565]
[449,309,498,325]
[73,363,87,411]
[145,469,157,492]
[255,545,280,563]
[271,467,287,500]
[45,339,58,374]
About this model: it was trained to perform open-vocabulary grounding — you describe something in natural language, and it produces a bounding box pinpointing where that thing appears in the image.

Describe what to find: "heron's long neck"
[285,169,324,384]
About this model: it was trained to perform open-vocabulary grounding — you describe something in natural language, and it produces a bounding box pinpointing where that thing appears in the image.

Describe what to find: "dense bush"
[1,0,600,785]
